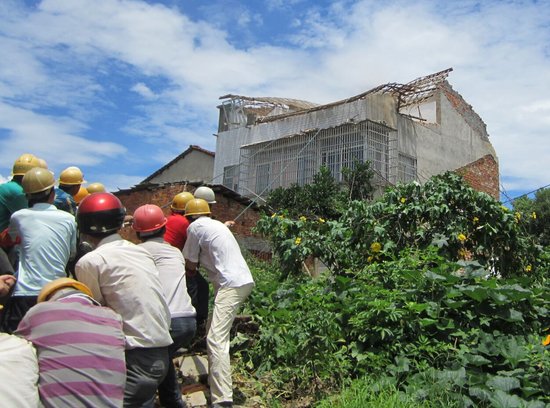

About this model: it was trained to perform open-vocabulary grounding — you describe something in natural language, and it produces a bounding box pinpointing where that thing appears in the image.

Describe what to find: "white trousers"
[207,283,253,404]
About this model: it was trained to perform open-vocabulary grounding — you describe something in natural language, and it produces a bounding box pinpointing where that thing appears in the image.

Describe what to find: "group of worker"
[0,153,254,408]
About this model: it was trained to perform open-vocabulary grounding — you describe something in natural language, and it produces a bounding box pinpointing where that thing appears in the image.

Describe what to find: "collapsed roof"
[218,68,454,125]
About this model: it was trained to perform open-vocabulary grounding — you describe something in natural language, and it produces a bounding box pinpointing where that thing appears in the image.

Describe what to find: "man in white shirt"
[75,193,172,408]
[182,199,254,408]
[133,204,196,408]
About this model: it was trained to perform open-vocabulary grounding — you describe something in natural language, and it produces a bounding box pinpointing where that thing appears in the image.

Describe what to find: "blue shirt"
[53,188,77,216]
[0,181,27,231]
[9,203,77,296]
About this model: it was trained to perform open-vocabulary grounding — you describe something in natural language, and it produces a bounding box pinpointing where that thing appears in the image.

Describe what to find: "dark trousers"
[0,247,14,275]
[0,296,37,333]
[186,273,209,326]
[158,316,197,408]
[124,346,170,408]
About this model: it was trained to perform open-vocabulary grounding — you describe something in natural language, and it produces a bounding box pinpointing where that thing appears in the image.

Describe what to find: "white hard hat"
[194,186,216,204]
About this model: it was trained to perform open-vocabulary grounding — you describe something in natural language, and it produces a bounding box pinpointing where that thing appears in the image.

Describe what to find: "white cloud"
[131,82,157,100]
[0,0,548,195]
[0,102,126,172]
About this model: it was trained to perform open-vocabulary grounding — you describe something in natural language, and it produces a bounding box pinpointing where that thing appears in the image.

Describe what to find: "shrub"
[241,248,550,405]
[256,172,545,279]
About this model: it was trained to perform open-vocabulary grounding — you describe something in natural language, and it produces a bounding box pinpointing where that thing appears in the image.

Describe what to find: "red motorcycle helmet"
[132,204,167,233]
[77,192,126,236]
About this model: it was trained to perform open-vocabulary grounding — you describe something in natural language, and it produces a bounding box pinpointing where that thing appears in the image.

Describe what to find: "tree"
[513,187,550,246]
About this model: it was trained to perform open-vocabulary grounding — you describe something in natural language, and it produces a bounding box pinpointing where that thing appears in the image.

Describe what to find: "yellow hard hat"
[171,192,194,211]
[38,278,93,303]
[87,182,106,194]
[185,198,211,217]
[37,158,48,169]
[12,154,41,176]
[22,167,55,194]
[73,186,90,204]
[59,166,85,185]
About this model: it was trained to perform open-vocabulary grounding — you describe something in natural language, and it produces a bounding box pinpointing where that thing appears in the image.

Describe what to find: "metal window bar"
[398,153,417,183]
[239,119,396,198]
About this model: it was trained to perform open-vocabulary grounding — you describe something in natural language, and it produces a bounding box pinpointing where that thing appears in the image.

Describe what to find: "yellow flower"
[524,265,532,273]
[318,218,326,223]
[501,205,509,212]
[279,214,284,219]
[400,197,406,204]
[294,237,302,245]
[532,212,537,220]
[543,335,550,347]
[473,217,479,224]
[367,256,373,263]
[457,233,467,242]
[299,216,307,222]
[271,213,276,218]
[370,242,382,253]
[514,212,521,223]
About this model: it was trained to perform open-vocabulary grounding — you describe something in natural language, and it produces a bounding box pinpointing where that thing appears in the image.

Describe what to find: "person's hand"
[0,275,16,297]
[224,220,236,228]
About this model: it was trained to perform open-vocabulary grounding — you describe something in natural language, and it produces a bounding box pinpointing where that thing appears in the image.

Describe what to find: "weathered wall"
[114,183,264,251]
[148,150,215,184]
[408,88,497,183]
[455,154,500,199]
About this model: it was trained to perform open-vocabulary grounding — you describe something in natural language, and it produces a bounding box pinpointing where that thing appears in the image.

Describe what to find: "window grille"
[398,153,417,183]
[240,119,396,197]
[223,165,238,191]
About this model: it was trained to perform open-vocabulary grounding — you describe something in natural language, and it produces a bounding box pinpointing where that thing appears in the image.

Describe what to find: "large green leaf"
[461,285,489,301]
[469,386,491,401]
[486,375,521,392]
[488,390,522,408]
[463,353,492,366]
[439,367,467,386]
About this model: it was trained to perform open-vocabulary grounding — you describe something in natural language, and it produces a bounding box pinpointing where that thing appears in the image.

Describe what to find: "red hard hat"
[77,192,126,236]
[132,204,167,233]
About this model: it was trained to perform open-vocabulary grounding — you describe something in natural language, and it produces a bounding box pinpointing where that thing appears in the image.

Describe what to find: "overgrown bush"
[256,172,545,279]
[241,248,550,406]
[243,172,549,406]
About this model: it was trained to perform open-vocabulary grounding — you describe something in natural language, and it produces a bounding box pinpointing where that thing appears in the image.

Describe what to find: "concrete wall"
[404,89,497,183]
[148,150,214,184]
[213,93,397,184]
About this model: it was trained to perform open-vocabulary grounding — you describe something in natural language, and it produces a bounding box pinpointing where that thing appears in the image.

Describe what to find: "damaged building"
[213,68,499,200]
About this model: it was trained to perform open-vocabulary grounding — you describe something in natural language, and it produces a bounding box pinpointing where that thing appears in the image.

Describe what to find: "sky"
[0,0,549,201]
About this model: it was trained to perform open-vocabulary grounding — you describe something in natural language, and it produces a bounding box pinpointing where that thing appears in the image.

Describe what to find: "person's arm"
[0,227,19,248]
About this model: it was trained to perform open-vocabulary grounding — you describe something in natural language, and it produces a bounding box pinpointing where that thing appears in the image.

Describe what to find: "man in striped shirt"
[16,278,126,408]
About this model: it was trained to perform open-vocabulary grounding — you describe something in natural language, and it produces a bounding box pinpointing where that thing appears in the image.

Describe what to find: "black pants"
[0,296,37,333]
[186,273,209,326]
[0,247,14,275]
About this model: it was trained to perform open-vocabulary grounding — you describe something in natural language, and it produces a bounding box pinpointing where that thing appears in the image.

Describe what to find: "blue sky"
[1,0,549,201]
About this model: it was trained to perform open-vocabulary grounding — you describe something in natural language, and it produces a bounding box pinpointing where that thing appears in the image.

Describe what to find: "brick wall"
[114,182,262,245]
[455,154,499,199]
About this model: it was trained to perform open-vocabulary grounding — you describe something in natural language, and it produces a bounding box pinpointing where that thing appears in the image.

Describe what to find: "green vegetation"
[237,171,550,407]
[315,376,460,408]
[513,187,550,246]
